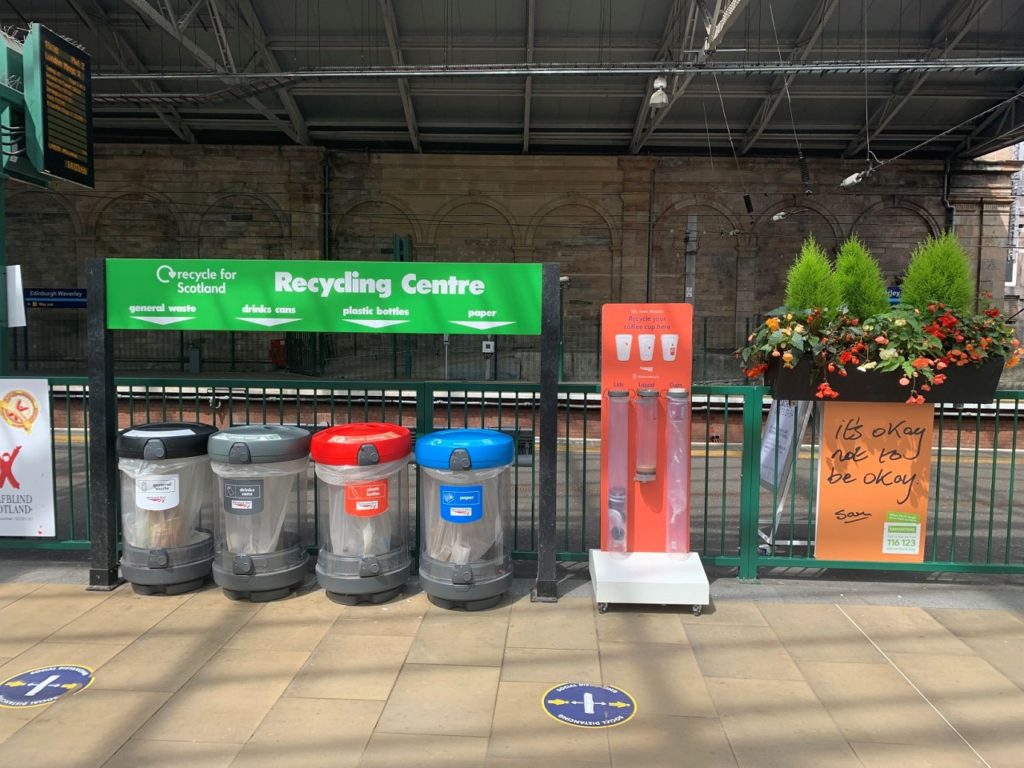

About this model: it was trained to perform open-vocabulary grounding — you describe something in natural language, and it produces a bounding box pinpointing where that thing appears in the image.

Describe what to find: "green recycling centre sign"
[105,259,542,335]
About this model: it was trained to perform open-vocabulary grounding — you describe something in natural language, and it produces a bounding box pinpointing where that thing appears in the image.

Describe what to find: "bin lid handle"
[228,443,252,464]
[142,439,166,461]
[449,448,472,471]
[357,444,380,466]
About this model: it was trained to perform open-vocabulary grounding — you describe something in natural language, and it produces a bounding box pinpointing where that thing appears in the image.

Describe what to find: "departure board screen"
[24,24,93,188]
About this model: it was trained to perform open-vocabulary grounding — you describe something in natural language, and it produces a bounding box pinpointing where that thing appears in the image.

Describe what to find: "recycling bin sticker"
[440,485,483,523]
[136,474,179,511]
[224,479,264,514]
[345,480,389,517]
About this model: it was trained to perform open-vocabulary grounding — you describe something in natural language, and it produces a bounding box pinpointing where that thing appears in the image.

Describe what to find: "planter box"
[766,356,1005,403]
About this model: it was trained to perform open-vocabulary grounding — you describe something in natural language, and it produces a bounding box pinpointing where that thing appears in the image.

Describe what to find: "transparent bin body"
[119,455,214,550]
[605,391,630,552]
[316,457,410,559]
[634,389,660,482]
[666,389,692,554]
[419,464,512,582]
[211,457,309,556]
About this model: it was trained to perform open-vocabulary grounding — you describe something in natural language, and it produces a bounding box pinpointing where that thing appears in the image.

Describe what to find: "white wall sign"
[0,379,55,537]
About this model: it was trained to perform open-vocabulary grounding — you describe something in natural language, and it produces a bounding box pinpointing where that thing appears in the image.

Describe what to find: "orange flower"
[765,317,780,331]
[874,335,888,345]
[782,351,794,364]
[899,377,910,386]
[911,357,932,369]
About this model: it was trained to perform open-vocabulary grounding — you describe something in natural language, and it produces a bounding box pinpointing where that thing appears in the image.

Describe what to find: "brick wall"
[5,144,1016,379]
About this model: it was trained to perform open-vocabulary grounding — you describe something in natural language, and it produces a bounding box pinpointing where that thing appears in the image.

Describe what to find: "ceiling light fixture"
[649,75,668,108]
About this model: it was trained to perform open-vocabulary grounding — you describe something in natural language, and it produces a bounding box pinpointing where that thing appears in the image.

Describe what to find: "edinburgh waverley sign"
[105,259,542,335]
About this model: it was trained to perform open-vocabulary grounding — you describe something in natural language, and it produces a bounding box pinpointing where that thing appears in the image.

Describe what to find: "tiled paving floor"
[0,575,1022,768]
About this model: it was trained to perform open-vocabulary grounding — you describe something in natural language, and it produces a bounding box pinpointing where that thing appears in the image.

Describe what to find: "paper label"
[223,478,264,515]
[882,512,922,555]
[440,485,483,524]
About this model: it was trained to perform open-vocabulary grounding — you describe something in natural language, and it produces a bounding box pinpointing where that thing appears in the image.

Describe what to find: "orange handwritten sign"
[816,402,933,562]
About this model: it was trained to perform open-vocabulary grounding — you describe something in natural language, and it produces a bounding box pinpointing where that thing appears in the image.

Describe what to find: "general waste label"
[440,485,483,524]
[542,683,637,728]
[0,665,93,708]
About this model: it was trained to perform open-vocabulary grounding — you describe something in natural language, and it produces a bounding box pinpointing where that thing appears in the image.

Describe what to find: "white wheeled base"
[589,550,709,615]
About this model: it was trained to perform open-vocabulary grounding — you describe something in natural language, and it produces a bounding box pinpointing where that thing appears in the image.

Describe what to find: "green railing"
[3,376,1023,581]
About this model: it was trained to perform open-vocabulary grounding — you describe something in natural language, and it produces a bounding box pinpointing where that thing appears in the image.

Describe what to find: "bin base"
[121,538,214,596]
[316,550,409,605]
[212,547,308,603]
[420,570,512,611]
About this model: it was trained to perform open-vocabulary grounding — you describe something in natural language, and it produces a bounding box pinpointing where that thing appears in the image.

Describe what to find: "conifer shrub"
[783,236,841,315]
[900,232,974,314]
[834,235,890,320]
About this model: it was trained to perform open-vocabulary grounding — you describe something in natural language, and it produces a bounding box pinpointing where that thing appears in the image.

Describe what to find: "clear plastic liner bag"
[421,465,509,565]
[211,457,308,555]
[119,455,214,550]
[666,391,691,553]
[315,456,410,557]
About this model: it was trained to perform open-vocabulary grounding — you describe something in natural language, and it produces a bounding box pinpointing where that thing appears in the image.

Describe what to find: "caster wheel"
[597,602,609,614]
[692,604,702,616]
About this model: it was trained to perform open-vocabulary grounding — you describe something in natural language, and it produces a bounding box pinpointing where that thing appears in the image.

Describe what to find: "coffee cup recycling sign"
[105,259,542,335]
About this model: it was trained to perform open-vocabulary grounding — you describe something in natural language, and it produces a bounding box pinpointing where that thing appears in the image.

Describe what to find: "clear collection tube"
[605,390,630,552]
[634,389,659,483]
[666,388,692,553]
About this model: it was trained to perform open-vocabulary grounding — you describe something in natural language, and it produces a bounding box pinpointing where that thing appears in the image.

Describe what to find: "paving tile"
[928,608,1024,641]
[849,740,987,767]
[224,595,340,653]
[0,584,114,657]
[684,624,803,681]
[599,641,715,717]
[485,760,611,768]
[358,733,488,768]
[406,609,508,666]
[840,605,975,655]
[286,634,411,700]
[134,648,309,743]
[679,600,768,626]
[507,598,597,650]
[501,647,602,684]
[179,585,266,613]
[0,582,42,610]
[330,593,428,637]
[608,713,739,768]
[797,660,965,746]
[103,739,242,768]
[888,652,1024,768]
[758,603,884,662]
[376,663,499,738]
[91,605,256,693]
[955,636,1024,690]
[0,689,169,768]
[230,697,383,768]
[48,593,182,646]
[706,677,861,768]
[487,680,610,764]
[595,606,688,645]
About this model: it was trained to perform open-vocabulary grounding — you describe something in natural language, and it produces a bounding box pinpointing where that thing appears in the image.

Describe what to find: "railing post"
[533,263,560,601]
[86,259,122,590]
[413,381,435,561]
[738,386,766,582]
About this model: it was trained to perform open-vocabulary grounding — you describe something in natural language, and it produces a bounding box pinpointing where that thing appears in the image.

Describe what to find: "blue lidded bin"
[415,429,514,610]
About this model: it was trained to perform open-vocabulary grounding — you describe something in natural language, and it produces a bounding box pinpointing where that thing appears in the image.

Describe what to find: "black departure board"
[24,24,94,188]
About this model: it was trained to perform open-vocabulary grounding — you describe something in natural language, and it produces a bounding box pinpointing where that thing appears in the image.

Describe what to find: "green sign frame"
[105,258,543,335]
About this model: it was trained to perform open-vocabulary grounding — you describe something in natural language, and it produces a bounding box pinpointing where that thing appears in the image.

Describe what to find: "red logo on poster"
[0,445,22,489]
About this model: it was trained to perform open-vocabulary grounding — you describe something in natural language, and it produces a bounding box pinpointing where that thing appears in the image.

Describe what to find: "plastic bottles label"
[345,480,389,517]
[440,485,483,523]
[136,474,179,511]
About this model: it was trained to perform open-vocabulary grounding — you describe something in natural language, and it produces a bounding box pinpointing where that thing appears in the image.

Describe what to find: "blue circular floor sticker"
[542,683,637,728]
[0,665,94,708]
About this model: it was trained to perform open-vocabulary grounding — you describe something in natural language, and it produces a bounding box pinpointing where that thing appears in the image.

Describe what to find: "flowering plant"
[739,234,1023,403]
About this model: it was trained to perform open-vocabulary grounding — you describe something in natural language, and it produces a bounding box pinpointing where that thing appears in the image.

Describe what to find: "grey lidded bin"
[117,422,218,595]
[415,429,514,611]
[208,425,311,602]
[311,423,413,605]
